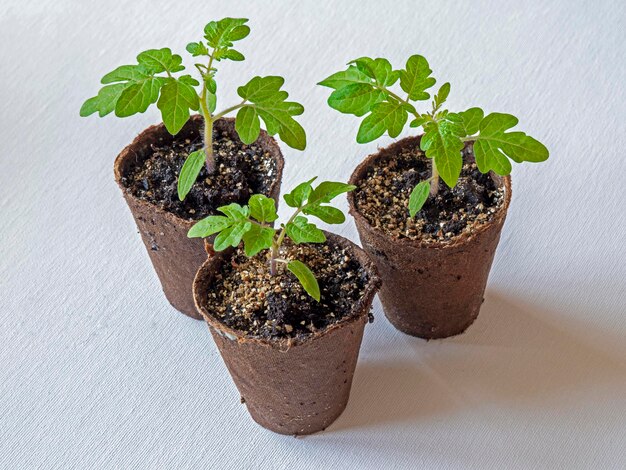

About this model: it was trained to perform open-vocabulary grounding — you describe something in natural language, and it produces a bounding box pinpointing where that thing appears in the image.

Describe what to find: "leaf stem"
[269,206,304,276]
[212,101,247,121]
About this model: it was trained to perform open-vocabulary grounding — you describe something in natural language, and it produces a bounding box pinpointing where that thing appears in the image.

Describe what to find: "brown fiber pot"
[193,233,381,435]
[348,135,512,339]
[114,116,284,320]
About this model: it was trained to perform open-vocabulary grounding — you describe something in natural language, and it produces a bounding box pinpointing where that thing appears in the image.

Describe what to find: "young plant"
[80,17,306,200]
[188,178,355,300]
[319,55,549,216]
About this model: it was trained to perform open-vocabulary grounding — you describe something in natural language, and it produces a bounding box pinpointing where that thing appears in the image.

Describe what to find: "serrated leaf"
[115,77,164,117]
[434,82,450,109]
[235,106,261,144]
[303,205,345,224]
[473,112,549,175]
[204,18,250,49]
[157,78,199,134]
[285,216,326,244]
[80,83,127,117]
[242,224,275,257]
[351,57,396,86]
[237,76,285,103]
[284,102,304,116]
[220,49,245,61]
[284,177,317,208]
[328,83,384,117]
[213,221,252,251]
[318,65,372,89]
[421,121,464,187]
[186,42,209,57]
[408,181,430,217]
[287,260,320,301]
[457,107,484,136]
[409,116,427,128]
[248,194,278,223]
[218,203,249,220]
[256,107,306,150]
[308,181,356,206]
[357,100,408,143]
[101,64,150,84]
[399,54,436,101]
[179,75,200,86]
[187,215,232,238]
[177,149,205,200]
[137,48,184,74]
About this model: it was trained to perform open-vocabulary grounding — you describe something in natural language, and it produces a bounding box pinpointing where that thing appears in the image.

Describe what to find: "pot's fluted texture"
[193,233,381,435]
[114,116,284,319]
[348,136,511,339]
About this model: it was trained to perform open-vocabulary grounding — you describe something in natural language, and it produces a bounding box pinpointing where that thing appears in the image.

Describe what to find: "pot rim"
[347,134,512,250]
[113,115,285,231]
[193,231,382,350]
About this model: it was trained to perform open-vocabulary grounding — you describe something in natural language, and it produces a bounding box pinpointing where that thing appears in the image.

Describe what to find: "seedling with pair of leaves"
[188,179,355,301]
[80,17,306,201]
[319,55,549,217]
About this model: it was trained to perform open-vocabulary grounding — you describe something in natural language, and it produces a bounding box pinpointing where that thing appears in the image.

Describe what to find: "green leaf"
[220,49,245,61]
[242,224,275,257]
[157,78,199,134]
[101,64,150,84]
[303,205,345,224]
[80,83,126,117]
[351,57,397,86]
[204,18,250,49]
[408,181,430,217]
[218,203,249,220]
[284,177,317,208]
[318,65,371,89]
[457,107,484,136]
[188,215,232,238]
[421,121,464,187]
[177,149,205,200]
[115,77,164,117]
[473,112,549,175]
[434,82,450,109]
[357,100,408,143]
[399,55,436,101]
[213,221,252,251]
[249,194,278,223]
[186,42,209,57]
[256,106,306,150]
[308,181,356,205]
[237,76,285,103]
[409,116,427,128]
[235,106,261,144]
[284,102,304,116]
[285,216,326,244]
[328,83,384,117]
[137,48,184,74]
[287,260,320,301]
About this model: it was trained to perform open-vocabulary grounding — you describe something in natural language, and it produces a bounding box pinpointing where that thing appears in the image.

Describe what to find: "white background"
[1,1,625,468]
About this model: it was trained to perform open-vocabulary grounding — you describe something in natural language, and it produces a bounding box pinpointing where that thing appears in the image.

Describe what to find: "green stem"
[212,101,247,121]
[269,206,304,275]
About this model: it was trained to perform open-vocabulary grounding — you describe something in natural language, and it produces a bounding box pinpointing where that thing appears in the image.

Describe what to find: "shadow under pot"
[348,135,512,339]
[114,115,284,320]
[193,233,381,435]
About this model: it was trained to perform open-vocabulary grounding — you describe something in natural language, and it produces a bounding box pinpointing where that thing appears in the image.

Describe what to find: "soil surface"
[121,128,276,220]
[204,241,372,341]
[354,142,505,241]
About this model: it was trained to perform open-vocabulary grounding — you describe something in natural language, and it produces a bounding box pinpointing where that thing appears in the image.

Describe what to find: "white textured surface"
[1,0,625,468]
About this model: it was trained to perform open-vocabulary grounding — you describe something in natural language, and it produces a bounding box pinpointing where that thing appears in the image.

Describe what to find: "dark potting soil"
[121,128,276,220]
[205,241,371,340]
[354,142,505,241]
